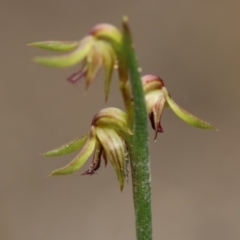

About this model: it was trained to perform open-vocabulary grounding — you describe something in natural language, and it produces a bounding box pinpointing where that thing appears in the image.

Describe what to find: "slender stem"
[122,17,152,240]
[117,51,134,126]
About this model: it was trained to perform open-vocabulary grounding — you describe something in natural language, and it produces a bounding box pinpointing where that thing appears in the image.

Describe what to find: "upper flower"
[29,24,122,101]
[142,74,215,140]
[44,107,132,191]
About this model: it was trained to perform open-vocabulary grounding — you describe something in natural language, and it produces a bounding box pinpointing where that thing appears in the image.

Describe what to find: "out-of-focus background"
[1,0,240,240]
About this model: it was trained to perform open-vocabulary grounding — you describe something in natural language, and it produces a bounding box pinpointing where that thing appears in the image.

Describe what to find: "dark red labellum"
[149,112,163,133]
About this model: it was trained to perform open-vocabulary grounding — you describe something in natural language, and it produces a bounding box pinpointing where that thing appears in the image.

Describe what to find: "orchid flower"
[29,24,122,101]
[44,107,132,190]
[142,74,215,140]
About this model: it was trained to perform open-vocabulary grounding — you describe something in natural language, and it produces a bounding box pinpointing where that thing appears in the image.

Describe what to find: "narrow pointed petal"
[28,41,79,52]
[102,150,108,167]
[33,36,94,68]
[94,41,116,102]
[44,133,88,157]
[85,48,102,90]
[96,128,125,190]
[50,129,96,175]
[152,93,166,140]
[104,63,114,102]
[103,51,115,102]
[82,138,103,175]
[164,88,215,129]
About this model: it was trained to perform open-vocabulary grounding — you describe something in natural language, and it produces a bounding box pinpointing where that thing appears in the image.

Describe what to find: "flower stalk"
[122,17,152,240]
[117,51,134,126]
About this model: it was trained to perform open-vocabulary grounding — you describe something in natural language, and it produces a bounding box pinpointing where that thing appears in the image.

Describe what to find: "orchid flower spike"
[142,74,215,140]
[43,107,132,191]
[29,24,122,102]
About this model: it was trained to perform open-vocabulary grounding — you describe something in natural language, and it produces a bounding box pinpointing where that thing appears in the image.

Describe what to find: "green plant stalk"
[117,50,134,127]
[122,17,152,240]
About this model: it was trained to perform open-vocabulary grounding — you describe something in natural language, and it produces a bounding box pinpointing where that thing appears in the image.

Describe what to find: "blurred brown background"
[1,0,240,239]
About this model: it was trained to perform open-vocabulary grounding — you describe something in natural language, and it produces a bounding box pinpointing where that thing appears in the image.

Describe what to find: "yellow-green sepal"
[50,129,96,175]
[43,133,88,157]
[28,41,79,52]
[33,36,94,68]
[163,88,215,129]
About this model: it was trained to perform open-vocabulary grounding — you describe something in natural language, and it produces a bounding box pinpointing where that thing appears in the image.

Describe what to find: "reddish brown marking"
[82,147,103,175]
[67,69,86,84]
[149,112,163,133]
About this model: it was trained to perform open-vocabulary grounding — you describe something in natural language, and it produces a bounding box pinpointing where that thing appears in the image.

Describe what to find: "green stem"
[117,50,134,127]
[122,17,152,240]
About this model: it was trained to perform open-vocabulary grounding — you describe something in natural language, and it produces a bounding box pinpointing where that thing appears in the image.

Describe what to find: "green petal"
[102,150,108,167]
[91,138,103,169]
[28,41,79,52]
[102,45,115,102]
[96,127,125,191]
[33,36,94,68]
[85,47,103,90]
[50,129,96,175]
[43,133,88,157]
[164,89,215,129]
[94,40,115,102]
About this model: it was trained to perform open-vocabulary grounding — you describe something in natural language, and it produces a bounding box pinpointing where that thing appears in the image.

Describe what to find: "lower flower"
[44,107,131,191]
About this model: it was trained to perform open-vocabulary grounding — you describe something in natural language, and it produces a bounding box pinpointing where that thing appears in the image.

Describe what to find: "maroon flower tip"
[82,154,102,176]
[149,112,164,133]
[89,23,117,36]
[142,74,165,87]
[81,169,97,175]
